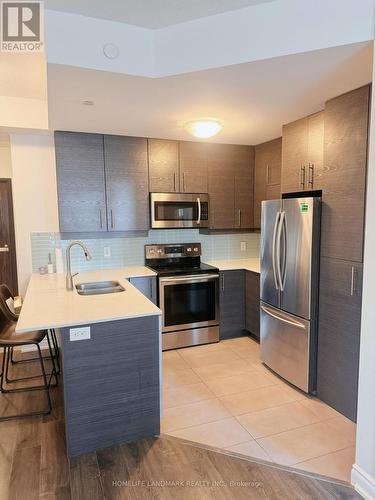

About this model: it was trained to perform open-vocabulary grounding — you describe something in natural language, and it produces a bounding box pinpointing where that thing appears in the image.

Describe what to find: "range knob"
[157,249,163,254]
[193,247,199,252]
[187,247,192,252]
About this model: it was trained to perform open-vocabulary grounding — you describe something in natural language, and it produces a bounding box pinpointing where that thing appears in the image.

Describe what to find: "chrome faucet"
[65,241,92,290]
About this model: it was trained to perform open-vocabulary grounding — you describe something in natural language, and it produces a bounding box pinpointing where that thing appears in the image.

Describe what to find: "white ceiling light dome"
[184,120,223,139]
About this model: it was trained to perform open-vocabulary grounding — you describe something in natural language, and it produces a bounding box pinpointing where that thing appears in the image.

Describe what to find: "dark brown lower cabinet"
[317,257,363,422]
[219,270,245,339]
[245,271,260,340]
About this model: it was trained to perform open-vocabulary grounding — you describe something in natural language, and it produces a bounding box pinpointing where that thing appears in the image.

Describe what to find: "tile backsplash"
[31,230,260,273]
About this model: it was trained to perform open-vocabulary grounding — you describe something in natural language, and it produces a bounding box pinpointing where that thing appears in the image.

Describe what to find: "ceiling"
[44,0,276,28]
[47,42,372,145]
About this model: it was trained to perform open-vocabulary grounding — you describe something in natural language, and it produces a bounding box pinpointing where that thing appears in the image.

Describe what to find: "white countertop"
[206,258,260,274]
[16,267,161,333]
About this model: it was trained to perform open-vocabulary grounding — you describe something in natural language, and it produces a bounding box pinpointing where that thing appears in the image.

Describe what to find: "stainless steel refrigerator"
[260,196,321,394]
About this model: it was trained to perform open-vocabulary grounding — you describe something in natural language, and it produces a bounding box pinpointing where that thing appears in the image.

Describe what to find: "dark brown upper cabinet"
[179,141,208,193]
[320,85,370,263]
[281,111,324,194]
[55,132,107,233]
[254,138,282,228]
[104,136,149,232]
[207,144,254,230]
[55,132,149,233]
[148,139,179,193]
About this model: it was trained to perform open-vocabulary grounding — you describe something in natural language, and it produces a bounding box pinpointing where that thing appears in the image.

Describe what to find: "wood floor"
[0,350,361,499]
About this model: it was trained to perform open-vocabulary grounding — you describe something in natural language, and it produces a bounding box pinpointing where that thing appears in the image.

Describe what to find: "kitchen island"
[17,268,162,456]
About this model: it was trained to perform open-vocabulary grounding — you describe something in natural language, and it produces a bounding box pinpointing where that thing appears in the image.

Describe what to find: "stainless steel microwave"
[150,193,209,229]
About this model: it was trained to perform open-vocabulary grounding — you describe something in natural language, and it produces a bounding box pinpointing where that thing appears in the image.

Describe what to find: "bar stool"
[0,299,55,420]
[0,284,60,376]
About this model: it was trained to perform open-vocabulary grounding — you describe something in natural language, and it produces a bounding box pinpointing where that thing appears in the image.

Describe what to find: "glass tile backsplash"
[31,230,260,273]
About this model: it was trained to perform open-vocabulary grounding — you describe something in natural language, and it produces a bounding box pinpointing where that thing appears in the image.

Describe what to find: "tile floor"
[161,336,356,483]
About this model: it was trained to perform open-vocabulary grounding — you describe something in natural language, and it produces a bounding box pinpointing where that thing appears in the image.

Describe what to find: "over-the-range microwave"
[150,192,209,229]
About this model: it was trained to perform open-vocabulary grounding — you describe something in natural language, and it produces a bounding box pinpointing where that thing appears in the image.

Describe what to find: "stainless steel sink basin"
[75,281,125,296]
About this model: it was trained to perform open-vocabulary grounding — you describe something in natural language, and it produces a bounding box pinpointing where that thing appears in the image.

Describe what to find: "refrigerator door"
[260,302,311,392]
[279,197,319,320]
[260,200,282,308]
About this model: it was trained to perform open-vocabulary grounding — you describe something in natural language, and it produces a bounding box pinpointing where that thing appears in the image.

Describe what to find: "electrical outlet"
[70,326,91,341]
[104,246,111,258]
[240,241,247,252]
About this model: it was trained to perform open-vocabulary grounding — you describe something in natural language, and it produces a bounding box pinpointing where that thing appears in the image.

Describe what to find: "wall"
[9,133,59,294]
[0,136,12,178]
[31,230,261,273]
[352,42,375,499]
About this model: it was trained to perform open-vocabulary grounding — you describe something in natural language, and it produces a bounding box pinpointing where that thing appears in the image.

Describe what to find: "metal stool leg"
[10,329,59,366]
[0,345,51,421]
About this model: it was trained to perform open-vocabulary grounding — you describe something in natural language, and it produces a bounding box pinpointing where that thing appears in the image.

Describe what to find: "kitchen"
[1,1,375,499]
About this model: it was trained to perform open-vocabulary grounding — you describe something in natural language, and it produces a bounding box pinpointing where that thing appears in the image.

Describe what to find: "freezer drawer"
[260,302,313,393]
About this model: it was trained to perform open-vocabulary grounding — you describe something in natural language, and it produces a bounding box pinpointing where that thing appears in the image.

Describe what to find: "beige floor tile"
[219,385,297,416]
[205,371,278,397]
[161,398,231,432]
[237,401,321,439]
[163,366,202,389]
[293,446,355,483]
[226,440,273,462]
[179,348,242,368]
[162,350,190,371]
[192,359,257,382]
[300,398,344,421]
[277,383,307,402]
[257,421,356,466]
[325,416,356,444]
[163,383,214,409]
[167,417,252,448]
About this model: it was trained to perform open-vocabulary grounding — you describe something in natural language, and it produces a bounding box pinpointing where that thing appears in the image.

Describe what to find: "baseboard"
[352,464,375,499]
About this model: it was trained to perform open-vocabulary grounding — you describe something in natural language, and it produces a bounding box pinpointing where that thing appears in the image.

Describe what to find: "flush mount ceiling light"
[184,120,223,139]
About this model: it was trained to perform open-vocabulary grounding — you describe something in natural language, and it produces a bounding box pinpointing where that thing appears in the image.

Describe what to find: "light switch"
[240,241,247,252]
[104,246,111,257]
[70,326,91,341]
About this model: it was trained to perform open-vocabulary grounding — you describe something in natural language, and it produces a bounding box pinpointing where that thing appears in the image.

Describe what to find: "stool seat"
[0,323,46,346]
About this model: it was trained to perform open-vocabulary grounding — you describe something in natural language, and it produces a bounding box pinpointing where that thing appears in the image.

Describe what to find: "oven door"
[159,274,220,333]
[150,193,209,229]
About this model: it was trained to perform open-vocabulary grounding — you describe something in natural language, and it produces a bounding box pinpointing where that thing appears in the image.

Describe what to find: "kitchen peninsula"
[16,267,161,456]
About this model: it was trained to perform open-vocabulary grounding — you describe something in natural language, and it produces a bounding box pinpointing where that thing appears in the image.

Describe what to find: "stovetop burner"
[144,243,219,277]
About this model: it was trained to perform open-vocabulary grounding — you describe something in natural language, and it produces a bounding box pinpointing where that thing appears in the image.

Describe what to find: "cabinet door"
[129,277,157,305]
[179,141,208,193]
[245,271,260,340]
[55,132,107,232]
[219,270,245,339]
[254,138,281,228]
[104,136,149,232]
[208,174,235,229]
[148,139,179,193]
[306,111,324,190]
[317,257,363,422]
[234,146,254,229]
[320,85,369,262]
[281,117,308,193]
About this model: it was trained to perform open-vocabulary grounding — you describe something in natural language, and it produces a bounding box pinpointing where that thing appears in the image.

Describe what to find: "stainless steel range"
[145,243,220,350]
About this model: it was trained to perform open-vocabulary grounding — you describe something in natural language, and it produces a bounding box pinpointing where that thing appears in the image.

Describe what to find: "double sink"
[76,281,125,296]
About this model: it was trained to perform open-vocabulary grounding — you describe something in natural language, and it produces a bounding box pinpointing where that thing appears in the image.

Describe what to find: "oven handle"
[197,197,201,225]
[159,274,219,284]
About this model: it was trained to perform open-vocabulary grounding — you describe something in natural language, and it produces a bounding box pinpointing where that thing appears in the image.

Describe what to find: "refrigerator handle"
[280,211,287,291]
[261,304,306,329]
[272,212,281,290]
[276,211,285,291]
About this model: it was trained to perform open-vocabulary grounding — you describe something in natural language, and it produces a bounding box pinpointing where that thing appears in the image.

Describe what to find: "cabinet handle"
[150,279,153,299]
[350,267,356,296]
[238,209,241,227]
[308,163,314,189]
[173,172,176,192]
[110,209,114,229]
[99,209,103,229]
[182,172,186,192]
[266,164,270,185]
[300,165,306,189]
[221,273,225,291]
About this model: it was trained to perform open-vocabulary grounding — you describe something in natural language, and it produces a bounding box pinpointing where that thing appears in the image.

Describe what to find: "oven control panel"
[145,243,201,259]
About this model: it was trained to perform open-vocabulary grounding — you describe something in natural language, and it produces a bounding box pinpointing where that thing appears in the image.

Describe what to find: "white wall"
[0,136,12,178]
[9,133,59,294]
[352,41,375,500]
